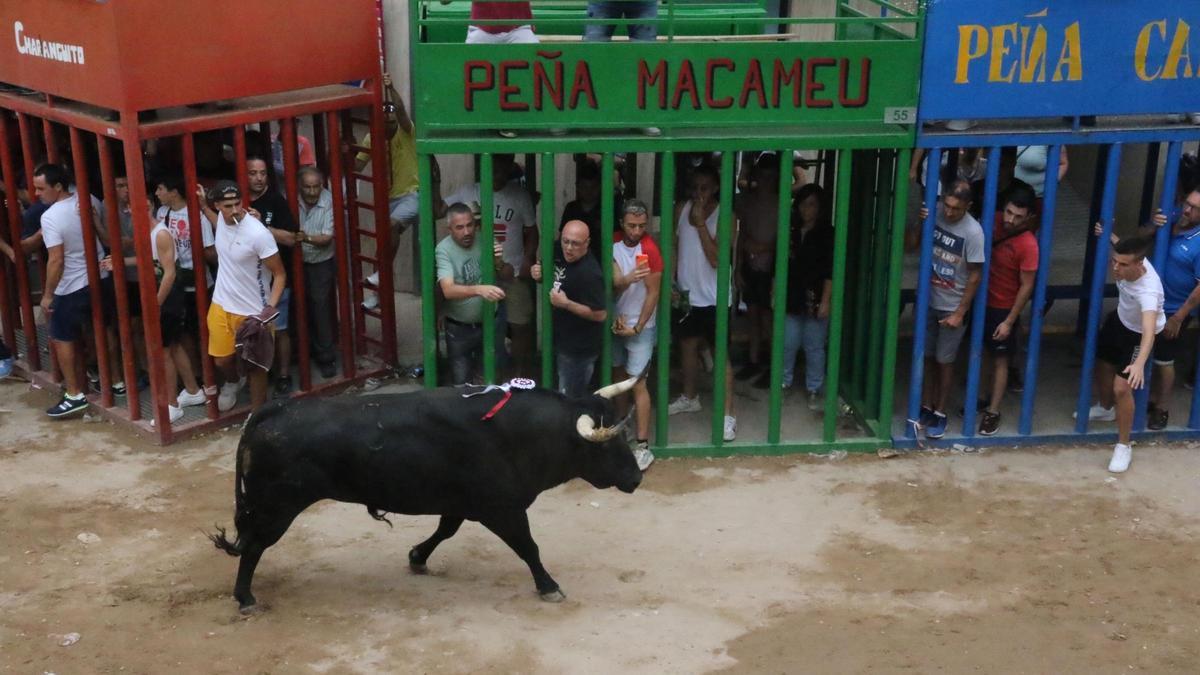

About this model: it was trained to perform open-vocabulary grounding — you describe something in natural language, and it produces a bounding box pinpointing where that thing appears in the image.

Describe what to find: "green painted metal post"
[655,154,675,449]
[479,154,496,384]
[865,151,896,420]
[418,154,438,388]
[767,149,794,445]
[711,152,735,446]
[600,153,615,386]
[848,151,875,403]
[539,152,556,387]
[823,152,853,442]
[878,148,912,441]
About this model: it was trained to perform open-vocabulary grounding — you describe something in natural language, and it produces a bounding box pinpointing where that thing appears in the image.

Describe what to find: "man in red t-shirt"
[978,184,1039,436]
[463,1,538,43]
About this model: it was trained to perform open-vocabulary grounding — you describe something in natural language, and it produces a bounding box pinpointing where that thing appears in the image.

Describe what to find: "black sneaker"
[318,361,337,379]
[978,410,1001,436]
[47,393,88,418]
[1147,405,1169,431]
[112,381,127,396]
[273,376,292,398]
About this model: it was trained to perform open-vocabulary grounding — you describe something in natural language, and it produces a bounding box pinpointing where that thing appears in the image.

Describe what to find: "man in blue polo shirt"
[1147,184,1200,429]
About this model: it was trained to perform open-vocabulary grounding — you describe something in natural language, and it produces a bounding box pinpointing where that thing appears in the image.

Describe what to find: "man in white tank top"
[666,166,737,441]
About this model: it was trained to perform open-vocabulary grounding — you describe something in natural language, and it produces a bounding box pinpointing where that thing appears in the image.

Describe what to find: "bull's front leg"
[480,511,564,602]
[409,514,464,573]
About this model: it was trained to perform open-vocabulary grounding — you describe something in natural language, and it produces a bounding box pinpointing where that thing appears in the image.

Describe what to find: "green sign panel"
[415,41,920,131]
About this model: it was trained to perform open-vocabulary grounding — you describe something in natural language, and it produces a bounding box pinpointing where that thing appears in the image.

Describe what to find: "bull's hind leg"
[231,493,318,613]
[480,512,564,602]
[409,514,464,573]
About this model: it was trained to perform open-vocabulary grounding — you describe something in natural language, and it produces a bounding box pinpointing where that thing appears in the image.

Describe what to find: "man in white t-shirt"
[197,181,287,413]
[37,163,121,418]
[665,165,738,442]
[1081,231,1164,473]
[610,199,661,470]
[438,154,538,376]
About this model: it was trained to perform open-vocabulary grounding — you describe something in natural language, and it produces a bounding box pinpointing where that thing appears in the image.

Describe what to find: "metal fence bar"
[766,149,794,445]
[655,152,675,448]
[905,147,942,438]
[539,152,556,387]
[961,146,1001,437]
[1075,144,1124,433]
[710,152,735,446]
[325,114,358,381]
[479,154,497,384]
[96,136,140,418]
[181,133,221,418]
[879,148,911,441]
[0,113,39,371]
[1077,146,1109,336]
[1138,142,1183,430]
[367,81,399,365]
[417,153,438,387]
[865,151,896,420]
[1019,145,1063,436]
[600,153,615,386]
[823,151,853,442]
[281,117,313,392]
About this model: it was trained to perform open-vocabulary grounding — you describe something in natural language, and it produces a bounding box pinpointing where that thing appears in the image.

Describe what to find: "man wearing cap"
[196,181,287,412]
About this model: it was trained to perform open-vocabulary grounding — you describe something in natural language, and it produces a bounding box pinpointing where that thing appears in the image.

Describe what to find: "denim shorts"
[388,191,419,231]
[275,288,292,331]
[612,324,656,377]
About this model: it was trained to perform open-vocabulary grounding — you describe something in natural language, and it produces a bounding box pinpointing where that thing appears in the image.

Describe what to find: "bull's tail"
[208,405,282,557]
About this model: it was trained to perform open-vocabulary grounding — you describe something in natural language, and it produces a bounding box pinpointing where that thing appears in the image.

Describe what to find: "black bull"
[209,381,642,612]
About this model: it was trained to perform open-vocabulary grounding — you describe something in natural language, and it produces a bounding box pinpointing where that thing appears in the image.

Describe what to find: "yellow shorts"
[207,302,249,358]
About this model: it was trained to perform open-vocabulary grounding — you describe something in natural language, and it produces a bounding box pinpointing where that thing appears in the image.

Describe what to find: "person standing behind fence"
[532,220,607,399]
[916,179,984,439]
[584,1,657,41]
[1080,232,1164,474]
[610,199,661,471]
[976,184,1038,436]
[437,203,507,385]
[734,153,782,388]
[37,163,120,417]
[247,156,300,397]
[295,167,338,379]
[463,1,537,44]
[781,184,834,412]
[667,165,738,442]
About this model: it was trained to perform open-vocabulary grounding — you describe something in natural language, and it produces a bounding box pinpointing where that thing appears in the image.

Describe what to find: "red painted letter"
[838,57,870,108]
[805,58,836,108]
[772,59,803,108]
[638,60,668,109]
[740,58,767,108]
[465,61,494,111]
[705,58,735,108]
[534,58,564,111]
[499,61,530,111]
[672,60,701,110]
[569,61,599,109]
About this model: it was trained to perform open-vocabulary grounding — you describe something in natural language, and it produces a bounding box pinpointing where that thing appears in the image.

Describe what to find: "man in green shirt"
[437,203,508,385]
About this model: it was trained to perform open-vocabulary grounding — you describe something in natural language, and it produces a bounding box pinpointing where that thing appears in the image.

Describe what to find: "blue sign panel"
[920,0,1200,120]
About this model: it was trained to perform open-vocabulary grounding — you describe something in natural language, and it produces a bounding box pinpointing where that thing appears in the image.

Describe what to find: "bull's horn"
[576,414,621,443]
[594,377,637,400]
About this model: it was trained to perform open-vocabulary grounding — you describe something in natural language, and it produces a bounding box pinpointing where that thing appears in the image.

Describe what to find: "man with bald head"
[532,220,607,398]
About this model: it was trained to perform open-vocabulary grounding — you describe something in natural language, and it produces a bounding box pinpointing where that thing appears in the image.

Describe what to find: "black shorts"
[159,288,186,346]
[1151,315,1192,365]
[741,267,774,308]
[1098,311,1146,379]
[124,279,142,318]
[983,307,1018,354]
[49,287,92,342]
[182,290,201,336]
[677,305,724,345]
[98,276,118,327]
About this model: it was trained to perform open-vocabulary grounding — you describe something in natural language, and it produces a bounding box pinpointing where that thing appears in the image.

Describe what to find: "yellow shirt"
[357,128,418,199]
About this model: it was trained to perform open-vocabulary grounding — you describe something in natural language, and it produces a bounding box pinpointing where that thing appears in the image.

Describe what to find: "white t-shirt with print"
[443,181,536,272]
[156,205,215,288]
[211,212,279,317]
[1117,260,1166,334]
[40,193,108,296]
[675,200,732,308]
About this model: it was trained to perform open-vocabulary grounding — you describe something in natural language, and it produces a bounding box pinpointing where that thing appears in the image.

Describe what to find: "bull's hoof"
[238,602,265,616]
[539,589,566,603]
[408,548,428,574]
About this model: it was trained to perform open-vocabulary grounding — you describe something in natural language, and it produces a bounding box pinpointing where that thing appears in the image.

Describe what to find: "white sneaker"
[945,119,975,131]
[151,405,184,428]
[362,293,380,310]
[633,444,655,471]
[1190,113,1200,125]
[723,415,737,442]
[667,395,701,416]
[217,380,243,413]
[1108,443,1132,473]
[177,388,206,407]
[1073,404,1116,422]
[365,272,379,287]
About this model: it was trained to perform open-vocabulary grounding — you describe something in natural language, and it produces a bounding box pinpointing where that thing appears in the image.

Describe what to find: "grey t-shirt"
[436,234,484,324]
[929,211,984,312]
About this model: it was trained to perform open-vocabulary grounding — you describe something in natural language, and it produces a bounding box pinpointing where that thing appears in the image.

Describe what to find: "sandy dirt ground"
[2,378,1199,674]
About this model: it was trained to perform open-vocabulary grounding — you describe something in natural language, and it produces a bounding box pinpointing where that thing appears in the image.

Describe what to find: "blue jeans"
[782,314,828,392]
[557,352,598,399]
[585,2,658,42]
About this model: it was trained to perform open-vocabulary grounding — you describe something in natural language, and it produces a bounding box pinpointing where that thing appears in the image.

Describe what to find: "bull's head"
[573,377,642,493]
